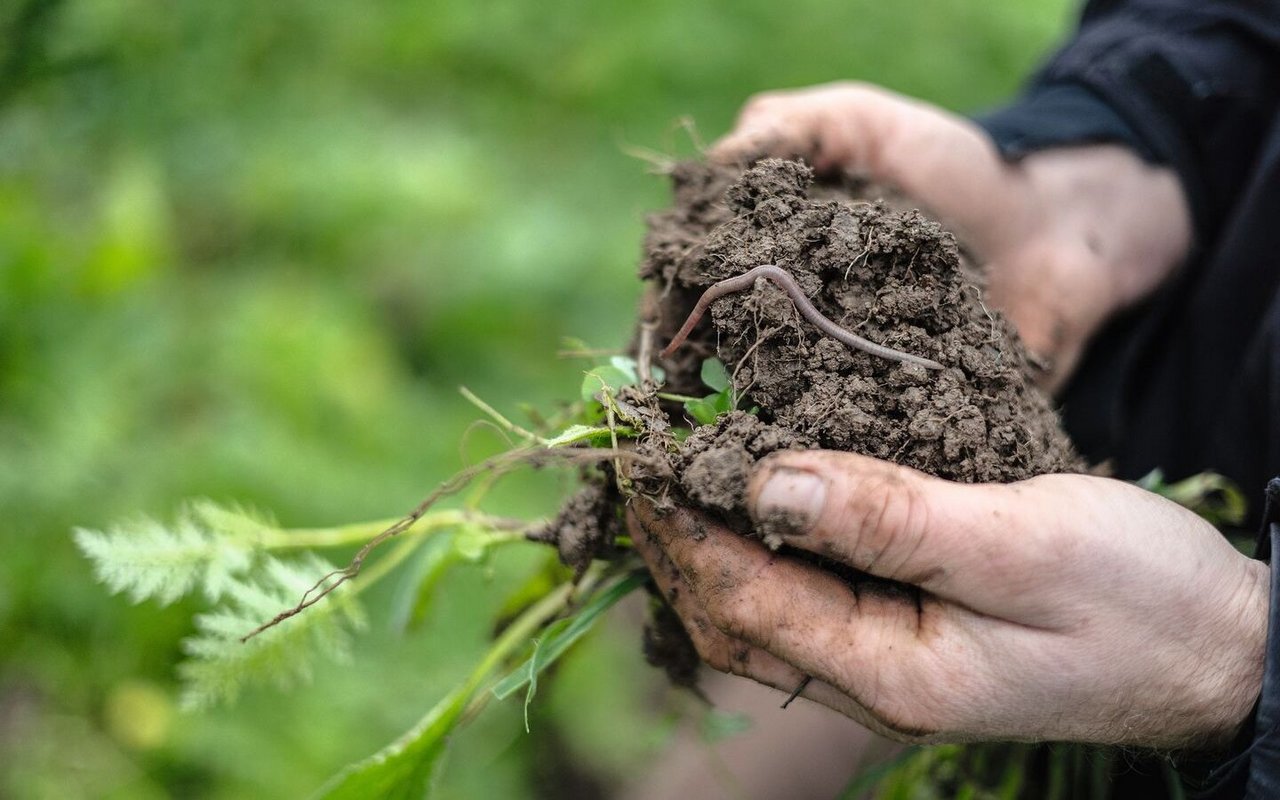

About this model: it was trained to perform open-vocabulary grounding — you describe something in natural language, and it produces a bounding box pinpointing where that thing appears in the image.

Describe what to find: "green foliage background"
[0,1,1071,796]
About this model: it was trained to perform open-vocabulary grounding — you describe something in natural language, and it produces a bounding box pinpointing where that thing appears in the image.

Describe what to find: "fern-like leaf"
[76,502,370,709]
[73,500,268,605]
[178,553,366,710]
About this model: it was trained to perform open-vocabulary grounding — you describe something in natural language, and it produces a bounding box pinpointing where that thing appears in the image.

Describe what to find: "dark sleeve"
[974,0,1280,245]
[1185,479,1280,799]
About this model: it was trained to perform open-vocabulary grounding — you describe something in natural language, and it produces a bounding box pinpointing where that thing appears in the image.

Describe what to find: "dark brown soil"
[540,156,1083,680]
[636,158,1080,524]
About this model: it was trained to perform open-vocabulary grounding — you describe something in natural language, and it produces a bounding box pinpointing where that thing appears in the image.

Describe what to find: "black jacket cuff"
[1188,479,1280,798]
[975,82,1159,164]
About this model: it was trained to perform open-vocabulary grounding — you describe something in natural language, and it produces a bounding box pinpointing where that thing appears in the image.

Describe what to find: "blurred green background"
[0,1,1072,797]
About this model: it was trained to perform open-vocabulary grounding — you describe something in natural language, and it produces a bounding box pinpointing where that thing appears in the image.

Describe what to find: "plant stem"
[457,577,581,724]
[459,385,545,445]
[260,510,530,550]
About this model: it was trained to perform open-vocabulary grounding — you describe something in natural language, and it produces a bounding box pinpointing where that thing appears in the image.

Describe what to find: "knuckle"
[687,626,754,676]
[703,587,751,639]
[690,631,732,673]
[825,79,872,96]
[815,80,881,108]
[870,644,980,741]
[834,470,930,576]
[737,93,777,122]
[857,669,949,741]
[699,557,776,642]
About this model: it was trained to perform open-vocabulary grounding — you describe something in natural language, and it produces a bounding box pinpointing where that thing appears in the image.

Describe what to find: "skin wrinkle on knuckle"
[846,653,943,742]
[849,611,918,715]
[907,605,997,728]
[888,480,934,583]
[689,626,735,674]
[838,469,913,576]
[694,545,778,635]
[706,583,769,646]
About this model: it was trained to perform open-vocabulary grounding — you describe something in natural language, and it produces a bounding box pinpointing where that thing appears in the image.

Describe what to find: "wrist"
[1195,556,1269,751]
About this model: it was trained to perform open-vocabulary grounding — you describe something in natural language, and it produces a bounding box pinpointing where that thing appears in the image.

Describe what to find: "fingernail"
[752,467,826,535]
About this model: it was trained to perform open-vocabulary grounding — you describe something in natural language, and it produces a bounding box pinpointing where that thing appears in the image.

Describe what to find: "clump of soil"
[637,158,1080,522]
[543,156,1082,678]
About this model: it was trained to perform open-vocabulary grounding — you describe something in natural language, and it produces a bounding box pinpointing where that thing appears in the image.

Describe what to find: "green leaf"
[73,500,266,605]
[700,357,731,392]
[316,582,575,800]
[579,365,634,402]
[393,531,461,631]
[676,359,739,426]
[453,523,497,563]
[397,523,540,631]
[315,679,471,800]
[491,570,647,705]
[519,637,551,733]
[600,355,666,385]
[492,555,572,631]
[1136,469,1247,526]
[682,387,734,427]
[607,356,641,383]
[682,396,719,426]
[542,424,616,448]
[178,553,366,710]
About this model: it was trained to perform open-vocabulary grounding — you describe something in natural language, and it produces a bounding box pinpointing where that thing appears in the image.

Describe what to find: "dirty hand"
[629,450,1268,749]
[710,83,1192,388]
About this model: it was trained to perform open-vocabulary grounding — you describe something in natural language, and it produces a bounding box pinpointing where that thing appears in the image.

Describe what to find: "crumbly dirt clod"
[642,598,701,690]
[541,157,1083,686]
[640,159,1081,525]
[533,481,623,577]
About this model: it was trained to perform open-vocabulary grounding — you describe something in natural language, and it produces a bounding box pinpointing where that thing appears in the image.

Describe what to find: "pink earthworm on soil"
[659,264,945,370]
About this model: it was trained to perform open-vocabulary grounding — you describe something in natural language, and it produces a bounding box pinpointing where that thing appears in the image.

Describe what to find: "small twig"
[732,323,783,408]
[636,320,657,384]
[674,114,707,153]
[605,400,626,495]
[781,675,812,709]
[965,284,1002,346]
[240,446,658,642]
[618,141,677,175]
[660,265,944,370]
[459,419,516,464]
[459,386,543,445]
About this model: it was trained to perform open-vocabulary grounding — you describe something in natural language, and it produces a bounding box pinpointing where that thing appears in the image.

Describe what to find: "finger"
[708,123,793,166]
[708,89,819,166]
[628,501,921,733]
[746,450,1063,621]
[707,84,891,174]
[627,500,806,694]
[630,498,954,739]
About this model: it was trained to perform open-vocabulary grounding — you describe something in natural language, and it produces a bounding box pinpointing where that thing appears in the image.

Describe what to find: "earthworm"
[659,265,944,370]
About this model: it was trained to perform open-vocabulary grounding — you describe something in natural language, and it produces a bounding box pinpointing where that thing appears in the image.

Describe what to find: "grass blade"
[490,570,646,705]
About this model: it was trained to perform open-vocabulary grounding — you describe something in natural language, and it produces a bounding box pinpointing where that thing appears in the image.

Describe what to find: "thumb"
[747,450,1051,613]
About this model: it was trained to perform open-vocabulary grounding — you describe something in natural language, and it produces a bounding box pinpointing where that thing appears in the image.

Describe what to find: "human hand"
[710,83,1192,388]
[629,450,1267,750]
